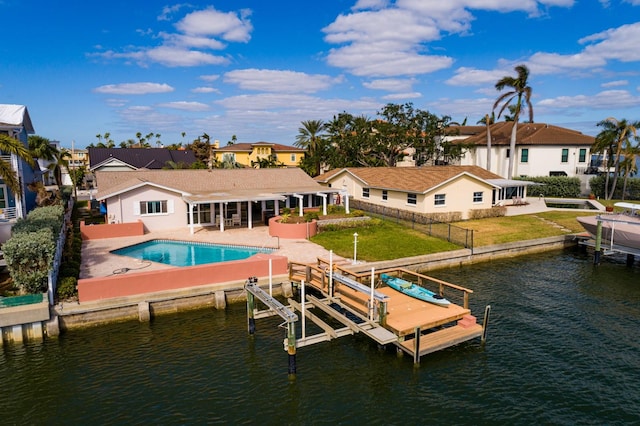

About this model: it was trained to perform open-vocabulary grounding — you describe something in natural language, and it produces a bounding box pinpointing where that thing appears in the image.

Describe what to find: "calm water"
[2,248,639,425]
[112,239,273,267]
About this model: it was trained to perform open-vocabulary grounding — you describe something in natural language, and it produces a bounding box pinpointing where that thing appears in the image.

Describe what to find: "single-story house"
[95,168,338,233]
[315,166,532,220]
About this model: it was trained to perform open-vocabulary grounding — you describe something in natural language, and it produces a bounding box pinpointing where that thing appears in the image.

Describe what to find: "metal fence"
[349,200,474,251]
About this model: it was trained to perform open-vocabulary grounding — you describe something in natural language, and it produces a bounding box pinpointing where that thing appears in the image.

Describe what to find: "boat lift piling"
[244,277,299,375]
[594,220,603,266]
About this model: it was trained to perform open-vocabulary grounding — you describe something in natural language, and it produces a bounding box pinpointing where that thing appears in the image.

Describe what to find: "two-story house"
[0,104,38,220]
[212,141,305,168]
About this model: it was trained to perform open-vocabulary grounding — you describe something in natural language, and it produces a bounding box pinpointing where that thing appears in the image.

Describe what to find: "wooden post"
[463,291,469,309]
[413,327,421,364]
[247,291,256,334]
[481,305,491,344]
[594,220,603,265]
[287,322,297,375]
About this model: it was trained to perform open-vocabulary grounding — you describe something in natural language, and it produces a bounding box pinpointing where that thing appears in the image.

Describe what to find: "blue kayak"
[380,273,451,307]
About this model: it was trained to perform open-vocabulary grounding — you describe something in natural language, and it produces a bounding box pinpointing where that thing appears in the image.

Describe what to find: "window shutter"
[168,200,174,214]
[133,202,140,215]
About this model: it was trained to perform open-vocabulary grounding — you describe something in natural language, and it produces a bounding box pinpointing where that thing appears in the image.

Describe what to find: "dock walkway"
[268,261,490,363]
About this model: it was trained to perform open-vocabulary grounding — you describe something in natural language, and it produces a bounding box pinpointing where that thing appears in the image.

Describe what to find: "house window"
[434,194,446,206]
[561,149,569,163]
[579,149,586,163]
[140,200,168,215]
[473,191,483,203]
[222,153,235,163]
[407,193,417,205]
[290,154,296,162]
[520,148,529,163]
[188,203,211,224]
[362,188,370,198]
[382,190,388,201]
[506,148,510,158]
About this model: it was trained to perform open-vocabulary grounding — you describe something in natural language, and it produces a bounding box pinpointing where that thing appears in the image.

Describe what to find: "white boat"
[577,202,640,250]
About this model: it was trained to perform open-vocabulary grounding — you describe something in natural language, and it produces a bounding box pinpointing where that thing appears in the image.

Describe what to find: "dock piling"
[594,220,603,265]
[481,305,491,344]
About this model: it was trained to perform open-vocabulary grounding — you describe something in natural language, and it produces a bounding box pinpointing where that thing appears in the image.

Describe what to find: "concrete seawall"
[53,235,579,332]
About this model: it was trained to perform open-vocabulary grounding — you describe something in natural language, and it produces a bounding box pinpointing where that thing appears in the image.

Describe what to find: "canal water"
[1,248,639,425]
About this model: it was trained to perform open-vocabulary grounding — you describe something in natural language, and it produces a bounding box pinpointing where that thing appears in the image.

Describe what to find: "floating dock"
[245,257,490,372]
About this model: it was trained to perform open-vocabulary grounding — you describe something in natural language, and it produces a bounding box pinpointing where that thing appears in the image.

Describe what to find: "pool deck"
[81,225,343,279]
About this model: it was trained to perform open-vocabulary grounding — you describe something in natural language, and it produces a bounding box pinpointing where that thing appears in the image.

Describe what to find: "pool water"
[111,240,273,267]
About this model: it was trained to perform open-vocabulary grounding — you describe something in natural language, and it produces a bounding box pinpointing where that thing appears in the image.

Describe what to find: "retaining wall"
[77,253,288,302]
[80,221,145,240]
[268,216,317,239]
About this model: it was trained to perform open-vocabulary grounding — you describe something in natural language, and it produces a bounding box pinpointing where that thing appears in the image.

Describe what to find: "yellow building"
[212,141,305,168]
[70,148,89,168]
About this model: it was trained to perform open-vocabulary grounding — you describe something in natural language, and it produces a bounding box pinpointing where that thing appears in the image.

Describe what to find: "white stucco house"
[95,168,339,233]
[315,165,532,220]
[451,122,595,178]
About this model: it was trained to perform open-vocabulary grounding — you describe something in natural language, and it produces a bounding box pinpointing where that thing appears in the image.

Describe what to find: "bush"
[468,206,507,220]
[12,204,65,239]
[515,176,581,198]
[589,175,640,200]
[3,228,56,294]
[304,211,319,222]
[57,276,77,300]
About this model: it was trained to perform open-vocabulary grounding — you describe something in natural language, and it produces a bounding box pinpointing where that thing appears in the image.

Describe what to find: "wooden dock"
[282,260,490,363]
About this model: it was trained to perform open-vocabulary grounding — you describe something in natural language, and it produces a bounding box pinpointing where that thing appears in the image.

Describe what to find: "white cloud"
[93,82,174,95]
[537,90,640,110]
[446,67,512,86]
[157,101,210,111]
[223,69,335,93]
[200,74,220,82]
[92,6,252,68]
[145,46,229,67]
[363,78,417,91]
[175,7,253,42]
[191,87,220,94]
[382,92,422,100]
[579,22,640,62]
[601,80,628,88]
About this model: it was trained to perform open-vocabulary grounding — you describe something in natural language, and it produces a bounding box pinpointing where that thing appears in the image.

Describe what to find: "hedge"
[3,228,56,294]
[515,176,581,198]
[589,175,640,200]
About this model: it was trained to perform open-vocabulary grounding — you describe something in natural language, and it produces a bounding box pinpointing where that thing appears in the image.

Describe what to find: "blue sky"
[1,0,639,149]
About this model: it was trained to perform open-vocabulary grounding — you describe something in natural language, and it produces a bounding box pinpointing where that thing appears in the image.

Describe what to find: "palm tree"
[295,119,327,176]
[477,113,495,171]
[493,64,534,179]
[593,117,639,199]
[0,134,36,197]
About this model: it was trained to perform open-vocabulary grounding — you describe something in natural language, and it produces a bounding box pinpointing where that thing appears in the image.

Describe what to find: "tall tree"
[593,117,639,199]
[477,113,495,171]
[0,134,36,197]
[295,119,327,176]
[493,64,534,179]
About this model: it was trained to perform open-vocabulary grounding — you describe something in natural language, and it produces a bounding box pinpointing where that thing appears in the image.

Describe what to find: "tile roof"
[214,142,305,152]
[88,148,197,170]
[96,168,330,201]
[315,166,503,193]
[460,122,594,146]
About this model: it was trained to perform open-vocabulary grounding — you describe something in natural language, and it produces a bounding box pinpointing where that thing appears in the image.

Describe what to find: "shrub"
[304,211,319,222]
[468,206,507,220]
[280,213,291,223]
[350,209,365,217]
[515,176,581,198]
[589,175,640,200]
[3,228,56,294]
[57,276,77,300]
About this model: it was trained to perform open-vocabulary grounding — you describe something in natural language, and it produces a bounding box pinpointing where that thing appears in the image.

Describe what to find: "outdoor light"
[353,232,359,265]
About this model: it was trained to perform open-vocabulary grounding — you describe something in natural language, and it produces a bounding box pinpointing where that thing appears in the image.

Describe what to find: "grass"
[310,220,460,261]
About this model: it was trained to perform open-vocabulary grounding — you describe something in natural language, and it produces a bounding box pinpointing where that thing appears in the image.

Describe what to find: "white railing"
[0,206,17,220]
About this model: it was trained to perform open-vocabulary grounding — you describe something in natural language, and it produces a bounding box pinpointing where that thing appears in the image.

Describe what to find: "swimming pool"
[112,240,274,267]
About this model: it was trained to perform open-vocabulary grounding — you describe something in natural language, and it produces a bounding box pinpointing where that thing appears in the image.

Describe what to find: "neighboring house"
[0,104,38,220]
[315,166,533,220]
[89,148,197,173]
[453,122,595,179]
[95,168,337,233]
[212,141,305,168]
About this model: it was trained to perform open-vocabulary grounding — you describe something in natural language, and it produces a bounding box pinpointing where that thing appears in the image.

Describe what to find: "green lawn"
[310,220,459,261]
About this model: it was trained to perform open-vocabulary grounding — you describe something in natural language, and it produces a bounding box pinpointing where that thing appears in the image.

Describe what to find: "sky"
[1,0,640,150]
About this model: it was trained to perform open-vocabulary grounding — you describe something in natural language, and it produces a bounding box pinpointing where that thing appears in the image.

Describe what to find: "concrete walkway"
[81,225,344,279]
